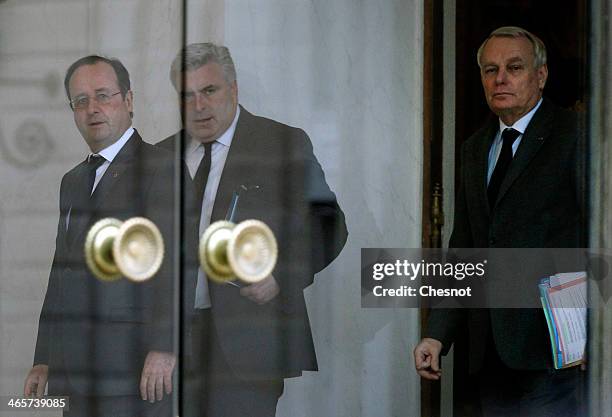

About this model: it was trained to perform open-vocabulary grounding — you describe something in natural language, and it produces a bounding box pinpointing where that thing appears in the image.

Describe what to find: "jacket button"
[489,238,496,245]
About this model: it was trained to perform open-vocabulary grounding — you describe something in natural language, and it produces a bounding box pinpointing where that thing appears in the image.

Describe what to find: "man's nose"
[86,98,101,114]
[495,68,508,84]
[194,92,207,112]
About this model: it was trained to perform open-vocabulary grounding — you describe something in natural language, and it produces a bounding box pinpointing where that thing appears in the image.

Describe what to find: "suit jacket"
[157,106,348,379]
[426,99,584,372]
[34,131,189,396]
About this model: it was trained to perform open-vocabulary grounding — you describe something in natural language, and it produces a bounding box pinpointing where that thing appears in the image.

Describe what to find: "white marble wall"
[0,1,423,416]
[0,2,182,416]
[219,1,423,416]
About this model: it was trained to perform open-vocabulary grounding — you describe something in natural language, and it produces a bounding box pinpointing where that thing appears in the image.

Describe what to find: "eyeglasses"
[70,91,122,110]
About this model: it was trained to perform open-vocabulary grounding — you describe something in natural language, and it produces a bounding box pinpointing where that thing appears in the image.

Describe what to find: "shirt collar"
[94,126,135,162]
[498,98,543,135]
[186,105,241,154]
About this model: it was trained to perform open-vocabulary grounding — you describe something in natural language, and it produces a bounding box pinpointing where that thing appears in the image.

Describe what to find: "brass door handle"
[199,220,278,284]
[84,217,164,282]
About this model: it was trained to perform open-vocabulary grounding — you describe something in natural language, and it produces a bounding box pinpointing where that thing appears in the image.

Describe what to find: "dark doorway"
[451,1,589,417]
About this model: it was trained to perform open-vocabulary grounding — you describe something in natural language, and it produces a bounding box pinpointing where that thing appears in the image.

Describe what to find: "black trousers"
[185,309,284,417]
[474,331,587,417]
[62,394,170,417]
[49,369,170,417]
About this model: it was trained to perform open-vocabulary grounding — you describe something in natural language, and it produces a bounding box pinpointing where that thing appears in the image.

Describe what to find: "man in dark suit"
[157,42,348,417]
[23,55,187,417]
[413,27,585,416]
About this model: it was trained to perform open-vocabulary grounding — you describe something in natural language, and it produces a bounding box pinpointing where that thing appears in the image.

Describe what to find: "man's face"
[480,36,548,125]
[68,62,133,153]
[181,62,238,143]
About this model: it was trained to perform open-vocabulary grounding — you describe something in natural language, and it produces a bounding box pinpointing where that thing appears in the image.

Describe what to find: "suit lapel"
[211,107,256,221]
[160,124,251,222]
[467,118,497,215]
[68,132,142,246]
[475,122,497,214]
[494,100,552,207]
[63,163,88,246]
[91,131,141,207]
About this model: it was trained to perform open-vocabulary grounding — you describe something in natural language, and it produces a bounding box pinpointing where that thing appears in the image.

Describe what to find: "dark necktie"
[85,154,106,196]
[67,154,106,244]
[193,142,213,208]
[488,128,521,207]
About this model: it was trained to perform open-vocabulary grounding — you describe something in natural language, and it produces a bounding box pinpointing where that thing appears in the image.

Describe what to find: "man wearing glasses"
[23,55,184,417]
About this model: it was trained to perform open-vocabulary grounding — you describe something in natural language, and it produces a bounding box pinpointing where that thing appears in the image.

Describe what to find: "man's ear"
[537,64,548,91]
[124,90,134,111]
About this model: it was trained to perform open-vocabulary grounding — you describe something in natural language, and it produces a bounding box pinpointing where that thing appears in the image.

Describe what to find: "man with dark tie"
[157,42,348,417]
[413,27,585,416]
[24,55,184,417]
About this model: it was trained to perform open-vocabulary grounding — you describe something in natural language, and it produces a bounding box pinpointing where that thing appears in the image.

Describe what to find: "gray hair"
[169,42,237,90]
[477,26,547,69]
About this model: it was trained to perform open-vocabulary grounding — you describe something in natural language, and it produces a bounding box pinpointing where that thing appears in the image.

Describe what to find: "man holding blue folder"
[414,27,585,416]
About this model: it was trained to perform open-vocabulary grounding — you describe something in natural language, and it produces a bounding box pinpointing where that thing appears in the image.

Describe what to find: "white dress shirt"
[92,126,135,192]
[487,99,543,183]
[66,127,135,230]
[185,107,240,309]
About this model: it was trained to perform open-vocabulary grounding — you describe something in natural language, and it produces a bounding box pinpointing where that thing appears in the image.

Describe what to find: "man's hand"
[239,275,280,304]
[140,351,176,403]
[24,364,48,397]
[413,338,443,380]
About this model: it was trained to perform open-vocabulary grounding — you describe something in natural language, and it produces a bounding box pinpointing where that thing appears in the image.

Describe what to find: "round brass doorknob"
[199,220,278,284]
[84,217,164,282]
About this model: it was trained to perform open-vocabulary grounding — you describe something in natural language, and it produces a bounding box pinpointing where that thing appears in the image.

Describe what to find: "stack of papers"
[539,271,587,369]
